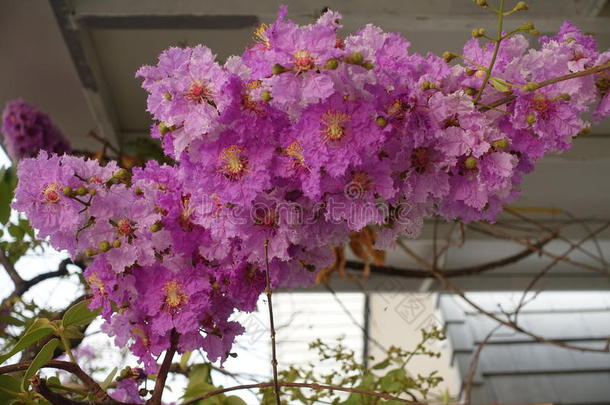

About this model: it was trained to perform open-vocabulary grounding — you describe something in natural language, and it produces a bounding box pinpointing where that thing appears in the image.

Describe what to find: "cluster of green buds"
[62,185,96,199]
[85,238,122,257]
[421,80,436,91]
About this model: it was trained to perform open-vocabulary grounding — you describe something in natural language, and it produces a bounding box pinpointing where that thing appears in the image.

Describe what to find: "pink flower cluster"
[12,7,610,370]
[1,99,70,161]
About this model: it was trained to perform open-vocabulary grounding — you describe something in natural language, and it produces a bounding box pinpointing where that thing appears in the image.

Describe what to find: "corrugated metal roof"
[439,292,610,404]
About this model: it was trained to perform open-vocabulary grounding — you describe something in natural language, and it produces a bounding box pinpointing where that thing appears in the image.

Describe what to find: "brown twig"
[345,231,556,278]
[0,247,24,286]
[462,325,501,405]
[182,381,425,405]
[396,239,610,353]
[263,238,281,405]
[0,360,112,402]
[480,61,610,111]
[147,329,179,405]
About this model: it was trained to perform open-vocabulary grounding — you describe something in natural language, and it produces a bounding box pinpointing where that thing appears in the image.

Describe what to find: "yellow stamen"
[321,110,350,141]
[220,145,247,179]
[164,280,188,309]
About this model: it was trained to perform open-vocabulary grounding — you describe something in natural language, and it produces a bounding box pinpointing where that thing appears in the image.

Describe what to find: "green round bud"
[442,51,457,63]
[112,239,122,249]
[158,122,170,135]
[324,58,339,70]
[491,139,509,149]
[88,188,97,196]
[99,240,111,252]
[348,52,364,65]
[421,80,435,90]
[559,93,571,101]
[272,64,286,75]
[75,186,88,196]
[464,87,476,96]
[474,0,488,7]
[471,28,485,38]
[261,90,272,102]
[514,1,528,11]
[520,22,534,31]
[62,186,73,197]
[523,82,540,92]
[163,92,172,101]
[526,113,536,125]
[375,116,388,127]
[134,187,144,196]
[150,222,162,233]
[464,156,478,170]
[113,168,129,180]
[362,61,374,70]
[85,248,98,257]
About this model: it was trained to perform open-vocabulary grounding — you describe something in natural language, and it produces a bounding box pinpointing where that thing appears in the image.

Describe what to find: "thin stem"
[60,333,78,364]
[473,0,505,103]
[480,61,610,111]
[264,238,281,405]
[182,381,423,405]
[147,330,179,405]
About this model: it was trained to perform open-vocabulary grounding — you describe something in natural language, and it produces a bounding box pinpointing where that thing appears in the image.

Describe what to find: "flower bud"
[150,222,163,233]
[523,82,540,92]
[99,240,111,252]
[465,68,476,76]
[158,122,170,135]
[526,113,536,124]
[134,187,144,196]
[62,186,73,197]
[88,188,97,196]
[113,168,129,180]
[491,139,509,149]
[471,28,486,38]
[375,116,388,127]
[261,90,272,102]
[324,58,339,70]
[519,22,534,31]
[112,239,122,249]
[362,61,374,70]
[464,87,477,96]
[442,51,457,63]
[514,1,528,11]
[474,0,488,7]
[163,92,172,101]
[75,186,88,196]
[272,64,286,75]
[464,156,478,170]
[85,248,98,257]
[347,52,364,65]
[559,93,571,101]
[421,81,435,90]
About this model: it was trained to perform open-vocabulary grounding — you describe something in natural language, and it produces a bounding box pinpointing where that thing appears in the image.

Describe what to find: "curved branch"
[346,231,556,278]
[182,381,426,405]
[0,359,111,402]
[480,61,610,111]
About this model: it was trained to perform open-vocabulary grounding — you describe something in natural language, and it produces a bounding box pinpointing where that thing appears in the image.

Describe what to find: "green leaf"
[224,396,247,405]
[62,300,99,328]
[179,351,192,371]
[371,358,390,370]
[101,367,118,390]
[0,319,54,364]
[8,224,25,240]
[490,77,511,92]
[0,375,20,402]
[0,314,25,327]
[22,338,59,389]
[0,167,12,225]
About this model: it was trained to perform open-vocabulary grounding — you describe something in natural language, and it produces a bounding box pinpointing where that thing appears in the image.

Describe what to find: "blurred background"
[1,1,610,403]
